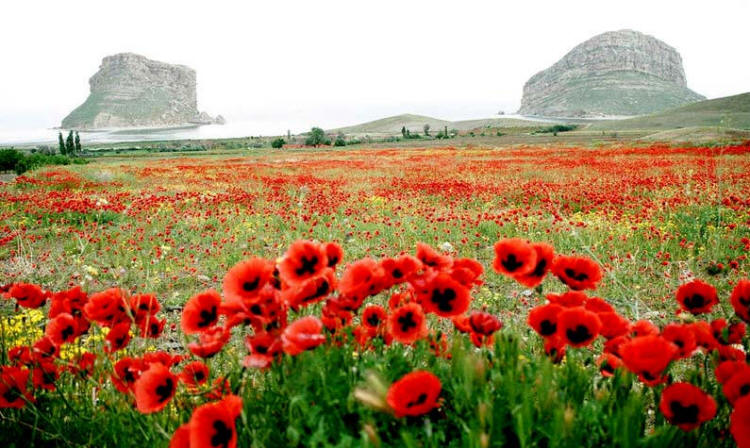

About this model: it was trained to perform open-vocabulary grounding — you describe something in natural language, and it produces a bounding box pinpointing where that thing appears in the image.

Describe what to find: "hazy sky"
[2,0,749,130]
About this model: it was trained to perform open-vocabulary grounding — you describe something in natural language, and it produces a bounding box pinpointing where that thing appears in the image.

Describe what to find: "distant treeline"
[0,149,87,175]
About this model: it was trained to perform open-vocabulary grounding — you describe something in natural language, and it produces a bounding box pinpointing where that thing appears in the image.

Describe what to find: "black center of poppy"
[540,320,556,336]
[367,313,380,327]
[255,345,268,354]
[431,288,456,312]
[327,256,339,267]
[398,312,417,333]
[242,277,260,292]
[740,384,750,397]
[150,323,160,335]
[198,306,217,328]
[392,269,403,279]
[3,386,21,403]
[311,280,330,300]
[674,340,684,348]
[564,268,588,282]
[295,256,318,276]
[566,325,592,344]
[211,420,233,448]
[195,371,205,382]
[642,371,656,381]
[501,254,523,272]
[115,336,127,349]
[155,378,174,403]
[530,259,547,278]
[406,393,428,408]
[250,304,262,315]
[669,401,699,425]
[61,326,74,341]
[684,294,705,310]
[740,296,750,307]
[124,369,135,384]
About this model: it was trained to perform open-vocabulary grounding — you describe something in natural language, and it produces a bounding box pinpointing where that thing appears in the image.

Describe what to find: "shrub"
[271,138,286,149]
[0,149,24,172]
[334,135,346,147]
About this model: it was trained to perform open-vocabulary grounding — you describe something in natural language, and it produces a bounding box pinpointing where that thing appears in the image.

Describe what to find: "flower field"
[1,143,750,447]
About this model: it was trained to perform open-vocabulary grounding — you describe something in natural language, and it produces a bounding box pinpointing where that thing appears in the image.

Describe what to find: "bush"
[333,135,346,147]
[271,138,286,149]
[0,149,24,172]
[305,127,331,147]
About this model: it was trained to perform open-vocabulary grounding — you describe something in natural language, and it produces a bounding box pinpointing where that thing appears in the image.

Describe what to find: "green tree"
[401,126,407,138]
[74,132,81,153]
[58,132,66,155]
[66,131,75,154]
[271,137,285,149]
[0,149,24,172]
[333,134,346,147]
[423,123,430,136]
[305,127,330,147]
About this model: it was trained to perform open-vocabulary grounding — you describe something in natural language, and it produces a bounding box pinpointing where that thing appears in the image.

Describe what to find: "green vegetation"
[0,148,87,174]
[305,127,331,147]
[271,137,286,149]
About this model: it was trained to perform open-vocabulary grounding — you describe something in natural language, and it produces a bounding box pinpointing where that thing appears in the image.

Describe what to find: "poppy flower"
[557,307,601,348]
[450,258,484,288]
[715,361,750,385]
[379,255,423,288]
[584,297,614,314]
[597,312,631,339]
[6,283,47,309]
[105,321,132,353]
[513,242,554,288]
[719,344,747,363]
[731,279,750,323]
[597,353,623,377]
[134,362,178,413]
[676,280,718,315]
[130,293,161,324]
[492,238,537,277]
[386,370,441,418]
[603,335,630,358]
[188,326,231,358]
[732,396,750,448]
[661,323,697,359]
[544,334,566,363]
[223,258,275,303]
[143,351,184,369]
[320,300,353,333]
[0,366,31,408]
[546,291,588,308]
[180,361,210,389]
[620,335,678,386]
[84,288,130,327]
[283,268,336,310]
[244,332,282,368]
[361,305,387,332]
[551,255,602,291]
[138,315,166,339]
[8,346,32,367]
[659,382,717,431]
[528,303,563,337]
[281,316,326,356]
[31,336,59,363]
[468,310,503,336]
[70,352,97,379]
[112,357,145,394]
[278,240,327,285]
[182,290,222,335]
[452,314,472,334]
[630,320,659,338]
[324,242,344,268]
[169,423,191,448]
[724,369,750,405]
[338,258,385,307]
[189,394,243,448]
[388,303,427,345]
[711,318,746,345]
[416,242,452,271]
[45,312,78,346]
[31,361,58,391]
[420,272,471,317]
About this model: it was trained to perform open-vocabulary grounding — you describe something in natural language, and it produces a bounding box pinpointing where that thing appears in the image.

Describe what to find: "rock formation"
[62,53,223,129]
[518,30,704,117]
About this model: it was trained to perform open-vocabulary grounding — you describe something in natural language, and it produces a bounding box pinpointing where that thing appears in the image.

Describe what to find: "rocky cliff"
[518,30,704,117]
[62,53,222,129]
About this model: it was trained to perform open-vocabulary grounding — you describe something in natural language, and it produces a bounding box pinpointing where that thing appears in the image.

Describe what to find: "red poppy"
[597,312,631,339]
[388,303,427,345]
[182,290,222,335]
[513,242,554,288]
[138,315,166,339]
[551,255,602,291]
[584,297,614,314]
[386,370,441,418]
[324,242,344,268]
[278,240,327,285]
[6,283,47,309]
[468,310,503,336]
[45,312,78,346]
[620,335,678,386]
[112,357,145,394]
[281,316,326,356]
[544,334,566,363]
[8,346,31,367]
[283,268,336,310]
[188,326,231,358]
[189,394,243,448]
[169,423,191,448]
[450,258,484,288]
[130,293,161,324]
[49,285,88,318]
[379,255,423,288]
[143,351,184,368]
[223,258,275,303]
[675,280,718,315]
[557,307,601,348]
[659,382,717,431]
[244,332,282,368]
[528,303,563,337]
[420,272,471,317]
[180,361,210,389]
[661,323,697,359]
[546,291,588,308]
[31,336,59,363]
[731,279,750,323]
[338,258,385,307]
[452,314,472,334]
[70,352,97,379]
[724,369,750,405]
[711,318,746,345]
[597,353,622,377]
[603,335,630,358]
[84,288,130,327]
[492,238,537,277]
[732,396,750,448]
[719,344,747,363]
[320,300,353,333]
[630,320,659,338]
[105,321,132,353]
[416,242,452,271]
[134,362,178,413]
[0,366,31,408]
[361,305,387,332]
[715,361,750,385]
[31,361,58,391]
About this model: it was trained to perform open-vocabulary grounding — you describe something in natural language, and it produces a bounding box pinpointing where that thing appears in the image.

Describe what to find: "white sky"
[1,0,748,130]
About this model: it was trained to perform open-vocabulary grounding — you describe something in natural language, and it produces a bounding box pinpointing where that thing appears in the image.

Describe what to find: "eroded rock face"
[518,30,704,117]
[62,53,221,129]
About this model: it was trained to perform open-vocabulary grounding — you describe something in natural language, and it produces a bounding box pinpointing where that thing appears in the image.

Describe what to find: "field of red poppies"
[1,143,750,447]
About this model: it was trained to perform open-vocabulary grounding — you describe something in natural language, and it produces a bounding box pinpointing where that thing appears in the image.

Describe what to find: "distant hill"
[589,92,750,131]
[330,114,545,135]
[639,127,750,145]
